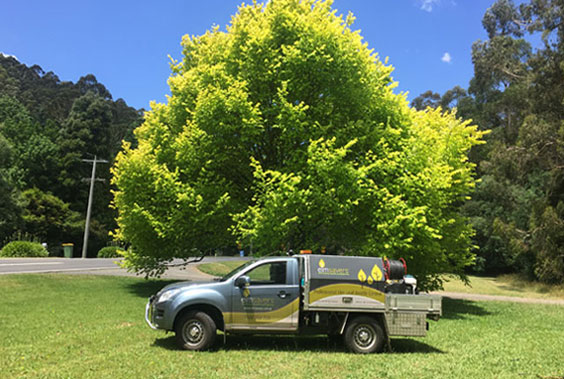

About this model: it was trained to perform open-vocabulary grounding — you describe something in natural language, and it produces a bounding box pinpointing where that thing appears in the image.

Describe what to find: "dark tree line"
[412,0,564,283]
[0,55,142,256]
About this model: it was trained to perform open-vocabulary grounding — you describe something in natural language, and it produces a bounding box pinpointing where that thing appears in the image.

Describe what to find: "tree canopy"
[112,0,485,288]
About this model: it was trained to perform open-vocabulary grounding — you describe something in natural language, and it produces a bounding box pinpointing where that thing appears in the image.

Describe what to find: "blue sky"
[1,0,499,110]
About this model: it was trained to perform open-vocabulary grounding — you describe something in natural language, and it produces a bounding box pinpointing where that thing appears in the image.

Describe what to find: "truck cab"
[145,255,441,353]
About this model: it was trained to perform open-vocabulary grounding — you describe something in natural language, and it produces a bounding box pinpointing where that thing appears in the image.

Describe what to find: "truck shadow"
[126,279,183,298]
[441,297,492,320]
[152,334,443,354]
[222,335,347,353]
[389,339,444,354]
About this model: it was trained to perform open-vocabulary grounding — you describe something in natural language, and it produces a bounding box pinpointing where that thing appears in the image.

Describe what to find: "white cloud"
[0,52,18,60]
[420,0,440,12]
[441,52,452,63]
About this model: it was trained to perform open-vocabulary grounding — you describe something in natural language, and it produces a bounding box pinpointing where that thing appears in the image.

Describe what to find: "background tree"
[0,132,20,242]
[415,0,564,283]
[112,0,485,288]
[411,90,441,111]
[18,188,83,251]
[58,92,113,207]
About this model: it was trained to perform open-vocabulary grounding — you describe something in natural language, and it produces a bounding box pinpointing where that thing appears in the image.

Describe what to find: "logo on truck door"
[241,297,275,311]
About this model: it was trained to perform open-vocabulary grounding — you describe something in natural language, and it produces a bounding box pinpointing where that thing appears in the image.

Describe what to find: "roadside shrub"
[0,241,49,257]
[97,246,123,258]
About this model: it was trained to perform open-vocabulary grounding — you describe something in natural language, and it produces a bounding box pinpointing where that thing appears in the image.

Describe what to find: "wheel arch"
[173,303,225,332]
[345,312,387,335]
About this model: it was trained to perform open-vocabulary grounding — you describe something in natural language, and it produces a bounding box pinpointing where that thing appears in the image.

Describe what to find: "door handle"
[278,291,287,299]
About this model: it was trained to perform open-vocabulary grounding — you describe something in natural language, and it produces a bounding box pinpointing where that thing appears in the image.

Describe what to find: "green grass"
[442,274,564,300]
[1,274,563,378]
[197,260,246,277]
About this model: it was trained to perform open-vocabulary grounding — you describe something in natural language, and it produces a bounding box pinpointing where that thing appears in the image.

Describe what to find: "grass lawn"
[197,260,247,277]
[442,274,564,300]
[1,274,563,378]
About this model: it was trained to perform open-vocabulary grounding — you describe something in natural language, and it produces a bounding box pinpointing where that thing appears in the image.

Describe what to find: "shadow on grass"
[126,279,180,298]
[152,334,442,354]
[390,339,444,354]
[153,335,178,350]
[441,297,492,320]
[152,334,346,353]
[225,335,347,353]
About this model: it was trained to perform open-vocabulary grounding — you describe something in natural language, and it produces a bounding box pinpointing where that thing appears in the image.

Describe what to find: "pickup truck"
[145,254,441,353]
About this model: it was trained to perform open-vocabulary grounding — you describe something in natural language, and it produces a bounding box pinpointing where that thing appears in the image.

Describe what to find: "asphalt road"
[0,256,250,281]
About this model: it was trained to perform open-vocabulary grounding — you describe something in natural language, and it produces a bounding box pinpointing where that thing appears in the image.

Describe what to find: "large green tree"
[112,0,485,288]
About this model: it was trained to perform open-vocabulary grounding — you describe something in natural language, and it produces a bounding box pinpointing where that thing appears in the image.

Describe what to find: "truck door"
[228,259,299,331]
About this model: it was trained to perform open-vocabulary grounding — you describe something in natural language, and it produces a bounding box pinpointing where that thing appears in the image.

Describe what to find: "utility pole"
[81,155,108,258]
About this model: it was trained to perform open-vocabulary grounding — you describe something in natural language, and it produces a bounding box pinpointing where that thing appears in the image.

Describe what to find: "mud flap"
[381,314,392,352]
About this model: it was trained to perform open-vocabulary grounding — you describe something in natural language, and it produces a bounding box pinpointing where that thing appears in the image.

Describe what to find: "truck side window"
[247,262,287,285]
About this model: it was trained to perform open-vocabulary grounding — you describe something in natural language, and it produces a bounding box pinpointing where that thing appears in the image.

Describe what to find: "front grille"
[156,308,165,318]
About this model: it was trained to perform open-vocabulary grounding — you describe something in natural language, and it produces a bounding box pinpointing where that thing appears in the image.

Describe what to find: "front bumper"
[145,296,159,330]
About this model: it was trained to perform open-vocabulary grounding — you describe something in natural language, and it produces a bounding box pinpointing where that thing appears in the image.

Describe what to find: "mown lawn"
[1,274,563,378]
[443,274,564,300]
[197,260,246,277]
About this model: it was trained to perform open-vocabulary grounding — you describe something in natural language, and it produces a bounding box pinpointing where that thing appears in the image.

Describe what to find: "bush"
[0,241,49,257]
[97,246,123,258]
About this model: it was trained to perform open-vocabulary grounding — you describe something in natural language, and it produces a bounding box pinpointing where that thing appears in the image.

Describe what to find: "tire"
[344,316,385,354]
[175,311,217,351]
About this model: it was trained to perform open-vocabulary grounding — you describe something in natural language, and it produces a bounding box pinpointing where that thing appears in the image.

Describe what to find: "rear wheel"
[344,316,385,354]
[175,311,217,351]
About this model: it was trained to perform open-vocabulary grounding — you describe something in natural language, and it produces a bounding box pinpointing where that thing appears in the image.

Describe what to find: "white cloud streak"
[441,52,452,63]
[420,0,439,12]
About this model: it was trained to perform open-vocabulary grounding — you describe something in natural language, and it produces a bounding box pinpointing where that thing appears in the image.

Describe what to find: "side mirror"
[235,275,250,288]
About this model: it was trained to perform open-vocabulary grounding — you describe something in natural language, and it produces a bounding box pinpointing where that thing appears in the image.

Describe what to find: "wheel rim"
[353,324,377,350]
[182,319,205,346]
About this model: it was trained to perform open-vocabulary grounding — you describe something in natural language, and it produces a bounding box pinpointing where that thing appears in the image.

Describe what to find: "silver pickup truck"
[145,254,441,353]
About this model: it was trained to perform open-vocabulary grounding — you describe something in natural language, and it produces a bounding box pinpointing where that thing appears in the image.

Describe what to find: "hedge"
[97,246,124,258]
[0,241,49,257]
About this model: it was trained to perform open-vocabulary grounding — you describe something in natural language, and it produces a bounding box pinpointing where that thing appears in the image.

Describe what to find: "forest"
[1,0,562,284]
[412,0,564,283]
[0,54,142,257]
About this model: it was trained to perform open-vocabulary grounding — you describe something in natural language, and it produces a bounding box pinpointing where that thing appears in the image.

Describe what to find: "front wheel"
[344,316,385,354]
[175,311,216,351]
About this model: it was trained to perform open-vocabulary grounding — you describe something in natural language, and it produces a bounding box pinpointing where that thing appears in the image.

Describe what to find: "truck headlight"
[157,288,181,303]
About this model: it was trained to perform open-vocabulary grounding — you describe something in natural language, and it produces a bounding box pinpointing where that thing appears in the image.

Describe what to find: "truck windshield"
[219,260,256,281]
